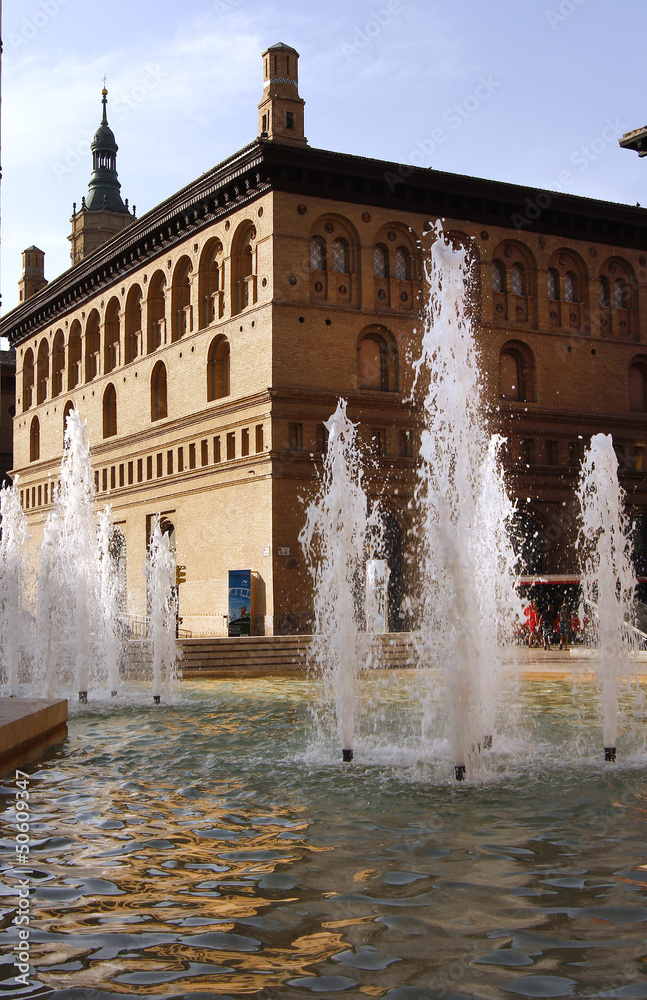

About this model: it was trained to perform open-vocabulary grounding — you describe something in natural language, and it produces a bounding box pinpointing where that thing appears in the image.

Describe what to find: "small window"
[599,276,611,307]
[189,443,196,469]
[227,432,236,460]
[110,467,116,490]
[629,365,647,412]
[128,461,134,485]
[29,416,40,462]
[38,485,42,506]
[394,247,410,281]
[167,450,173,475]
[241,428,250,456]
[255,424,264,452]
[288,423,303,450]
[568,440,584,467]
[546,440,558,465]
[310,236,326,271]
[492,261,505,294]
[371,429,386,456]
[399,429,413,457]
[214,436,221,463]
[374,245,387,279]
[102,468,108,492]
[201,439,209,466]
[137,458,143,483]
[520,439,534,466]
[511,263,525,296]
[615,277,629,309]
[156,453,163,477]
[564,272,576,302]
[547,268,558,300]
[178,447,184,472]
[332,238,349,273]
[119,464,125,487]
[316,423,328,453]
[147,456,153,480]
[44,483,48,505]
[286,110,295,129]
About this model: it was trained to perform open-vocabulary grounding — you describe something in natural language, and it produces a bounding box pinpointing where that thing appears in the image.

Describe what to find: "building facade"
[4,44,647,634]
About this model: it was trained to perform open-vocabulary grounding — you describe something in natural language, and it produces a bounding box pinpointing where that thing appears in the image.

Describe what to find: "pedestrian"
[559,600,571,650]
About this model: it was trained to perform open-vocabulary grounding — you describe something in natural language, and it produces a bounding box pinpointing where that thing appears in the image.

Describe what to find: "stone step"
[178,633,415,675]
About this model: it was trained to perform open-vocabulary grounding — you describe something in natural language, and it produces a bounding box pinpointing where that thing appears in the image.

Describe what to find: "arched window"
[151,361,167,421]
[231,221,257,316]
[85,310,100,382]
[198,239,223,328]
[22,349,34,411]
[629,360,647,412]
[68,321,82,390]
[103,383,117,438]
[547,268,558,300]
[171,256,192,342]
[394,247,410,280]
[500,352,521,401]
[207,336,230,401]
[52,330,65,397]
[104,297,120,373]
[564,271,577,302]
[499,342,535,403]
[332,238,349,273]
[63,400,74,436]
[373,244,387,278]
[29,416,40,462]
[310,236,326,271]
[125,285,142,364]
[492,260,505,293]
[357,329,398,392]
[511,263,525,296]
[147,271,166,354]
[36,340,49,404]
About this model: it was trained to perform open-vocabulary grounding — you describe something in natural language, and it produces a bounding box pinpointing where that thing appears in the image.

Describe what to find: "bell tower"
[68,87,135,264]
[257,43,307,146]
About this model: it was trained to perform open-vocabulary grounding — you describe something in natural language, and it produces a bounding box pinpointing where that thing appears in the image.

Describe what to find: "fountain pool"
[3,674,647,999]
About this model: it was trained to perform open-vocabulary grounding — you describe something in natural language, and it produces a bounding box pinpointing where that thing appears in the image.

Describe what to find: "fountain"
[145,513,179,704]
[0,477,30,697]
[0,407,178,703]
[299,399,380,761]
[412,224,520,779]
[577,432,637,762]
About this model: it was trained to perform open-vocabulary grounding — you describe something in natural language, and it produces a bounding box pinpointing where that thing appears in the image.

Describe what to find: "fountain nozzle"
[153,695,161,705]
[78,691,87,704]
[604,746,616,762]
[342,748,353,762]
[111,691,117,698]
[455,764,466,781]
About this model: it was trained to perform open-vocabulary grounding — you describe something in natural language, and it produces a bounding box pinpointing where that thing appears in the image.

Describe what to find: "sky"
[2,0,646,315]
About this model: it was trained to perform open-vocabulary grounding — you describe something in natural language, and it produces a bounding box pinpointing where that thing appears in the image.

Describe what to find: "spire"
[68,86,134,264]
[84,87,129,213]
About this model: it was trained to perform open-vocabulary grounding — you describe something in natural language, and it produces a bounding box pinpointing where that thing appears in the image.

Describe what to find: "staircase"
[178,632,416,678]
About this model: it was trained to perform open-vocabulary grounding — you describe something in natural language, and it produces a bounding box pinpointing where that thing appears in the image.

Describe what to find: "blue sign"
[228,570,252,636]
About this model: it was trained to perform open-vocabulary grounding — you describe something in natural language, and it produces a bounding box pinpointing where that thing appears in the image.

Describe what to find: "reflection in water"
[1,677,647,998]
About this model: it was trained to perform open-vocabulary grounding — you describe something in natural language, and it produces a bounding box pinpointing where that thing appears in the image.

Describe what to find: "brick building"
[3,43,647,634]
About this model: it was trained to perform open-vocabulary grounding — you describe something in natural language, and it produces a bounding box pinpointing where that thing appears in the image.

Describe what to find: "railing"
[119,613,192,640]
